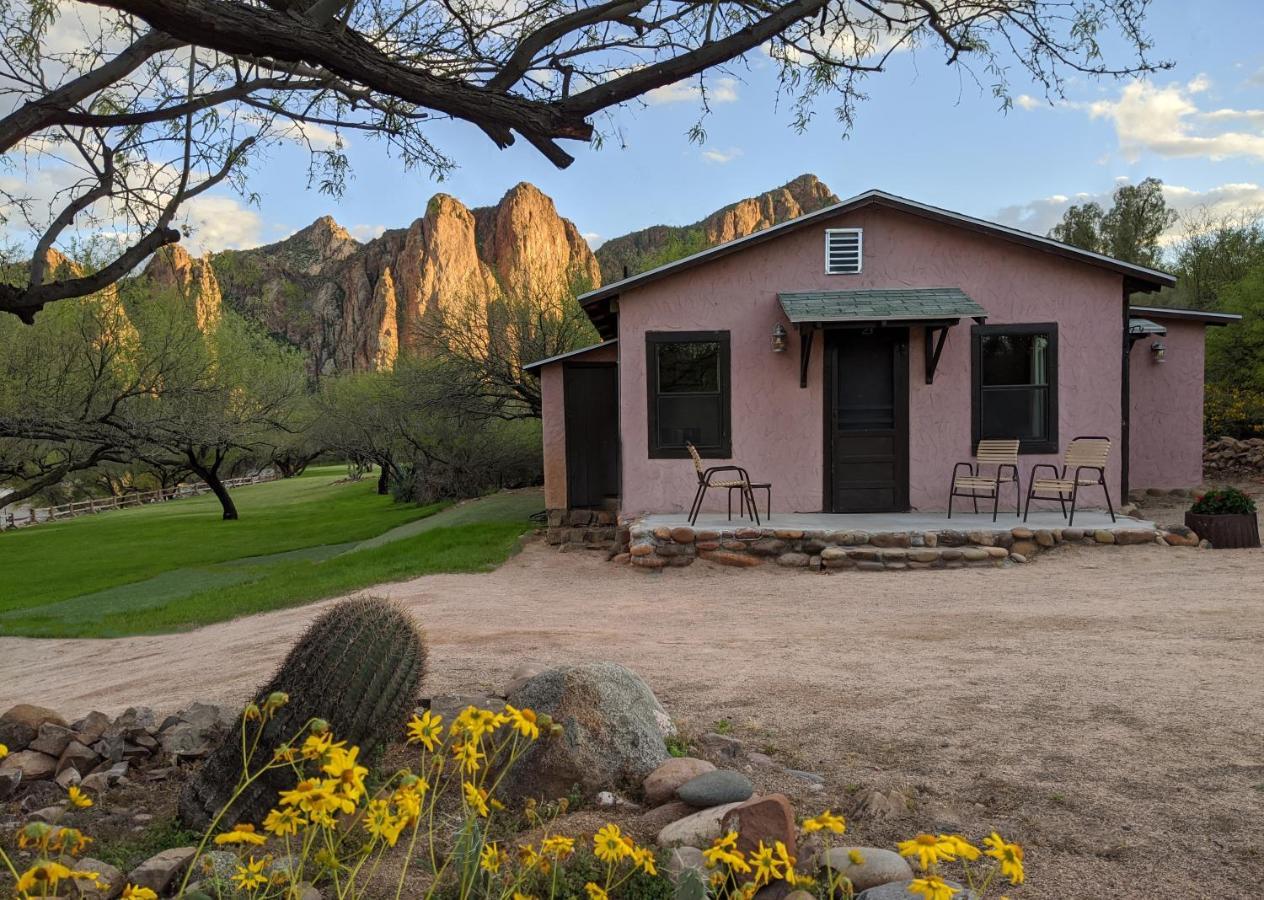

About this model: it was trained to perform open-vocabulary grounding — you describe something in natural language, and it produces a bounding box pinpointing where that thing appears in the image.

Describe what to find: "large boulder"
[501,662,674,801]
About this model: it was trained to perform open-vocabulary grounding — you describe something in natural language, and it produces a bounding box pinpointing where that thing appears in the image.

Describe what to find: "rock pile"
[1204,436,1264,474]
[0,701,233,800]
[619,521,1201,571]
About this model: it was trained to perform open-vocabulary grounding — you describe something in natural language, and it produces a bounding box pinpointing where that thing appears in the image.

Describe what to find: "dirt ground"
[2,536,1263,898]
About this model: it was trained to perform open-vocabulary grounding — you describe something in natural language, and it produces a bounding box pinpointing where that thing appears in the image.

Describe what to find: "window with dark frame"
[646,330,731,458]
[971,323,1058,454]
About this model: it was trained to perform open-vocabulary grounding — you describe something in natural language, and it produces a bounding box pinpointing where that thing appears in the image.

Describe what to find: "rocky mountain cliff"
[207,183,600,375]
[151,174,835,374]
[594,173,838,283]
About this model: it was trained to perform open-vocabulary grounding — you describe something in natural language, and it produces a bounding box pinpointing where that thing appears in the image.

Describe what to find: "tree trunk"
[376,464,390,495]
[190,457,238,520]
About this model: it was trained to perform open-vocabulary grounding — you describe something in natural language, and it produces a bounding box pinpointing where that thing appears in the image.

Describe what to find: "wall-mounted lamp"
[1151,340,1166,363]
[772,322,788,353]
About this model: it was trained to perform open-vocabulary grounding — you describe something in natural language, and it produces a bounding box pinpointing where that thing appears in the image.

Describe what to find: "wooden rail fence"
[0,472,277,531]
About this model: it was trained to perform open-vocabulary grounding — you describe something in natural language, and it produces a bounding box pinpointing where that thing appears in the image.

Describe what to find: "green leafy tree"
[1049,177,1176,267]
[1206,264,1264,393]
[1169,209,1264,310]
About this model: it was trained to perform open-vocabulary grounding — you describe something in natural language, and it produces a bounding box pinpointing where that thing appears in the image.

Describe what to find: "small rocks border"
[615,520,1207,571]
[544,507,625,551]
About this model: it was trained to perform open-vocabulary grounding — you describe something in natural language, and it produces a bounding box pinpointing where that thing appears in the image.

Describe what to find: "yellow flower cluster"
[897,830,1025,889]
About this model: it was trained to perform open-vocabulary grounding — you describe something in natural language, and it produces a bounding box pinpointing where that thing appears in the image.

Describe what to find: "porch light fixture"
[772,322,788,353]
[1151,340,1167,363]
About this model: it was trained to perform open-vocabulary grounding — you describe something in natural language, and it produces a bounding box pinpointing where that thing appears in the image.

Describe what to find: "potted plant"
[1186,487,1260,549]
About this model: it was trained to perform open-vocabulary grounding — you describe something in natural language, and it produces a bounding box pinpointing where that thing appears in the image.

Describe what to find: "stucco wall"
[538,343,618,510]
[616,205,1128,515]
[1128,319,1206,489]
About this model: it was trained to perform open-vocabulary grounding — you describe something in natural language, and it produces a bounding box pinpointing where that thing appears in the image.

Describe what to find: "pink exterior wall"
[538,343,618,509]
[1128,319,1206,489]
[616,205,1129,515]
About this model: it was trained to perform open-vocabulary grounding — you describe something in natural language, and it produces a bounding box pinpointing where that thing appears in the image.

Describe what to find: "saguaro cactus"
[179,595,427,829]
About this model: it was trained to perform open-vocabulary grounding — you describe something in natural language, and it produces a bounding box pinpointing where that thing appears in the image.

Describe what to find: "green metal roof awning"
[778,287,987,324]
[1128,317,1167,337]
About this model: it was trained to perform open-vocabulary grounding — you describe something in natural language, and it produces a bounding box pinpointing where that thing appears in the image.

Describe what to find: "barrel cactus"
[179,595,427,829]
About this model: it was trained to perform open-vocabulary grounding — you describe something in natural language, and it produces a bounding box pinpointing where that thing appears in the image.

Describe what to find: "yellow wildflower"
[801,810,846,834]
[16,861,73,894]
[300,731,344,760]
[263,807,306,837]
[983,832,1025,885]
[66,786,93,808]
[279,779,332,812]
[322,745,368,799]
[406,710,444,751]
[0,742,8,760]
[504,704,540,740]
[364,799,407,847]
[848,849,866,866]
[121,885,159,900]
[898,833,957,871]
[393,780,427,822]
[214,823,268,846]
[513,894,538,900]
[463,781,490,817]
[584,883,609,900]
[453,741,485,774]
[232,857,269,892]
[773,841,796,883]
[593,823,628,863]
[452,706,506,742]
[631,843,658,876]
[518,844,547,873]
[749,841,784,887]
[702,832,749,873]
[907,874,961,900]
[50,827,91,855]
[942,834,981,862]
[18,822,52,850]
[479,842,509,875]
[541,834,576,859]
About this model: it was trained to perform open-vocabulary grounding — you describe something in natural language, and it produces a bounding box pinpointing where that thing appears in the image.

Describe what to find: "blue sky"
[182,3,1263,255]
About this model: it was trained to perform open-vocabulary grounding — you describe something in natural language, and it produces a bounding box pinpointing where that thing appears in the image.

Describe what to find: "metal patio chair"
[948,438,1021,521]
[1023,435,1116,527]
[685,442,769,527]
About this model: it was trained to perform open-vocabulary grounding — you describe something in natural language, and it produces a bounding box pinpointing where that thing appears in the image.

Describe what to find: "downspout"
[1120,283,1131,500]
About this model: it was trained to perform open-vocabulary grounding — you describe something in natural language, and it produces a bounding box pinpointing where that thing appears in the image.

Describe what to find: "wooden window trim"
[971,322,1059,455]
[646,330,732,459]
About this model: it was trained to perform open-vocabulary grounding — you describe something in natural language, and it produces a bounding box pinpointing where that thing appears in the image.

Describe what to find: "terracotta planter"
[1185,511,1261,549]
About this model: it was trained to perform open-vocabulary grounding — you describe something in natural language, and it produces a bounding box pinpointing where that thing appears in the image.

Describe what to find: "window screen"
[972,324,1058,453]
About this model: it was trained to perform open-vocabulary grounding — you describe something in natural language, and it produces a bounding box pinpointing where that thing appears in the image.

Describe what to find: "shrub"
[1190,486,1258,515]
[177,595,427,830]
[1204,383,1264,438]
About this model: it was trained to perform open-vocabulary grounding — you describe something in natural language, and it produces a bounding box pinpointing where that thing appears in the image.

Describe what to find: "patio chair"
[1023,435,1116,527]
[947,439,1021,521]
[685,442,770,527]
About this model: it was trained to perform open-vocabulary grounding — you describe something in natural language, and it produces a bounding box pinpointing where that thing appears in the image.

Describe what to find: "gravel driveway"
[2,539,1262,898]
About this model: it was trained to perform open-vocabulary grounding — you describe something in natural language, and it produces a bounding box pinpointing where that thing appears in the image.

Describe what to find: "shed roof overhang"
[523,338,618,373]
[778,287,987,388]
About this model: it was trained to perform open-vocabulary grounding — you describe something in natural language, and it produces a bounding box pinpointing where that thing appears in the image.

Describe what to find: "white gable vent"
[825,228,863,274]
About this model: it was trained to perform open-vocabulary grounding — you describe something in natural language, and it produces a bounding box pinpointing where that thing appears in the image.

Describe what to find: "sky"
[21,2,1264,258]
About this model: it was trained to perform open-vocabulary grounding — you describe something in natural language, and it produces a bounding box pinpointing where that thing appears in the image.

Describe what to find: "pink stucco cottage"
[526,190,1236,524]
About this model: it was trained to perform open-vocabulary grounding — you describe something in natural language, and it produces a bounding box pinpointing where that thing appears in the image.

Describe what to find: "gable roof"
[579,189,1177,338]
[779,288,987,324]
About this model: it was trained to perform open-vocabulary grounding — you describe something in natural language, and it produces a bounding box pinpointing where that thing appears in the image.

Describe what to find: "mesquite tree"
[0,0,1168,322]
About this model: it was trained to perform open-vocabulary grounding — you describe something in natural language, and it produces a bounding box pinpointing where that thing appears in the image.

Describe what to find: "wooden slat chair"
[948,439,1021,521]
[1023,436,1116,527]
[685,442,767,527]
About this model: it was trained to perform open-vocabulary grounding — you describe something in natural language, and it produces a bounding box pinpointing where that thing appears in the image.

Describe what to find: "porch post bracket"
[799,324,815,388]
[924,324,951,385]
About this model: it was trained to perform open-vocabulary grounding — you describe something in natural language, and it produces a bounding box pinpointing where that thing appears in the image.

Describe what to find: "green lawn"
[0,467,542,638]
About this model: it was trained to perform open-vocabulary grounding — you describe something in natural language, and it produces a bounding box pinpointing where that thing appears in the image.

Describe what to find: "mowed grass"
[0,467,541,638]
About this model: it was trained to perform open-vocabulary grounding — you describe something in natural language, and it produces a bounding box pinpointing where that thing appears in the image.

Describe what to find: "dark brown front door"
[825,328,909,512]
[564,362,620,508]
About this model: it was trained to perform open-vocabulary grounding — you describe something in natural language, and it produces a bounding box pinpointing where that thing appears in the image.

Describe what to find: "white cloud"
[348,223,386,242]
[582,232,603,249]
[1015,94,1042,111]
[700,147,742,164]
[645,76,738,106]
[180,195,265,255]
[994,180,1264,245]
[1083,75,1264,163]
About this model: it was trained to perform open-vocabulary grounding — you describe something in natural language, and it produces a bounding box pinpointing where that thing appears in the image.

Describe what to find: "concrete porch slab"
[640,510,1156,534]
